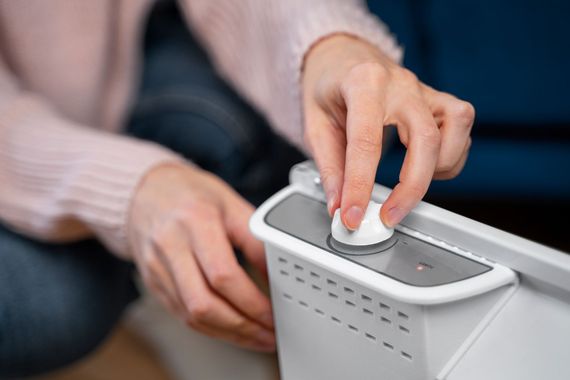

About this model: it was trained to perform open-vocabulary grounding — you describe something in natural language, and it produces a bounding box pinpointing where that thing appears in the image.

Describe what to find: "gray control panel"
[265,193,491,287]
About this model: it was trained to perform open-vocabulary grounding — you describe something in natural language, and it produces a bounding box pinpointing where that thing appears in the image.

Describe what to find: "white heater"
[250,161,570,380]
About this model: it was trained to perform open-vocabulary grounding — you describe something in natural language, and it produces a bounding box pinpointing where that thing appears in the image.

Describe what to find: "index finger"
[380,103,440,227]
[340,84,385,230]
[187,206,274,329]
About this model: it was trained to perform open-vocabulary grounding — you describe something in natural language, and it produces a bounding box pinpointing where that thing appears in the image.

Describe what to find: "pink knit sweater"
[0,0,401,257]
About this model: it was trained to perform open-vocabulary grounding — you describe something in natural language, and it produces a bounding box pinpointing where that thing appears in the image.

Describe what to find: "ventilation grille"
[275,255,416,364]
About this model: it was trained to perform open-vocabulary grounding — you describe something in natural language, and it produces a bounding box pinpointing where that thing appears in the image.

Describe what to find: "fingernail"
[386,206,405,227]
[344,206,364,230]
[327,191,338,215]
[261,312,274,327]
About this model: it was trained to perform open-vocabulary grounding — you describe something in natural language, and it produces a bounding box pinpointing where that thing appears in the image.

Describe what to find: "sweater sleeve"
[178,0,403,150]
[0,58,182,258]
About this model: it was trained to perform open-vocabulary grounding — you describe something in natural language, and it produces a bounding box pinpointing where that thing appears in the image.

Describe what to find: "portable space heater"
[250,161,570,380]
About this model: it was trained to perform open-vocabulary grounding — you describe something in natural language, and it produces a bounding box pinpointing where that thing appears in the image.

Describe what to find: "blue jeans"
[0,1,303,377]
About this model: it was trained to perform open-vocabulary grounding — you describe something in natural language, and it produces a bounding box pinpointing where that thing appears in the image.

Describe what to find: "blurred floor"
[127,290,280,380]
[29,293,280,380]
[31,324,173,380]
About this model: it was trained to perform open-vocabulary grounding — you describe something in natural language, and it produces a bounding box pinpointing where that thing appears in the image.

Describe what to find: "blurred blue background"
[367,0,570,250]
[368,0,570,199]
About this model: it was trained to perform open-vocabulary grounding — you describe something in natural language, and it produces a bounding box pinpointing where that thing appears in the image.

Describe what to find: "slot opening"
[380,302,391,311]
[365,333,377,341]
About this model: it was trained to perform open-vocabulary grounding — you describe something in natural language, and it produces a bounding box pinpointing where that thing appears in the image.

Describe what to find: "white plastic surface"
[252,161,570,380]
[250,185,516,305]
[331,201,394,246]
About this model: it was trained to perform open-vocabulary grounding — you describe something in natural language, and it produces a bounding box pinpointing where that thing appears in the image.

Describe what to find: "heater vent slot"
[398,311,410,320]
[365,333,376,342]
[274,255,418,366]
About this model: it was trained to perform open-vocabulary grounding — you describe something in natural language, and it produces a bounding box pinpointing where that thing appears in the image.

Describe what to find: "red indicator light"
[416,265,425,271]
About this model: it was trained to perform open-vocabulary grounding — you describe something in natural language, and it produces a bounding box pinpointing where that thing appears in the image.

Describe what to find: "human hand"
[127,164,275,352]
[302,35,474,228]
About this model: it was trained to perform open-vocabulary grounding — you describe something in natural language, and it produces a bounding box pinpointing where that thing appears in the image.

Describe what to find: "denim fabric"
[0,226,137,378]
[0,1,303,376]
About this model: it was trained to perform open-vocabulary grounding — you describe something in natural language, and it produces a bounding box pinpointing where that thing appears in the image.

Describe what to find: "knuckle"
[346,62,389,87]
[208,267,235,291]
[187,298,212,323]
[149,223,173,252]
[436,160,456,173]
[396,69,419,86]
[179,202,220,225]
[230,317,249,333]
[451,101,476,125]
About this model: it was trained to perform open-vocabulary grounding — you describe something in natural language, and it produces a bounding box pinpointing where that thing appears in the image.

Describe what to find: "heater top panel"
[265,193,491,287]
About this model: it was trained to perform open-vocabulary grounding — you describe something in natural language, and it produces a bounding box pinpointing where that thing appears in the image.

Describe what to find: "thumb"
[223,192,268,278]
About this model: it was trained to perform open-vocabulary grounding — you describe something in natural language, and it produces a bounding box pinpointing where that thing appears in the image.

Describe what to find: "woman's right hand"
[127,164,275,352]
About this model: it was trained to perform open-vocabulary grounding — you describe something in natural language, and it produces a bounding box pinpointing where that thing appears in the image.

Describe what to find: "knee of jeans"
[127,87,272,179]
[0,236,137,377]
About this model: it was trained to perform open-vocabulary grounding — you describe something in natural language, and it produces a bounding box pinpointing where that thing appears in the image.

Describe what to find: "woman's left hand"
[302,35,475,229]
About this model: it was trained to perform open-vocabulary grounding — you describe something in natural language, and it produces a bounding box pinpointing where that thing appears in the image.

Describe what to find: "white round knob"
[331,201,394,246]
